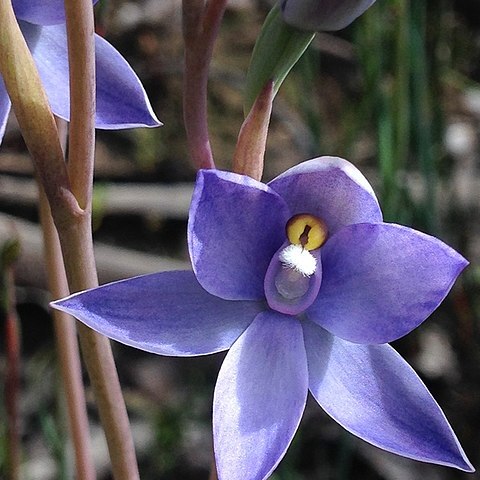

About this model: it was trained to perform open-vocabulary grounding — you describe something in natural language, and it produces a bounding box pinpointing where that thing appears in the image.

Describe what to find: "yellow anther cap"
[285,213,328,251]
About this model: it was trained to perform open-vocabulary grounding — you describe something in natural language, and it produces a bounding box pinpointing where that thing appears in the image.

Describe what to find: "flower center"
[277,213,328,281]
[286,213,328,251]
[278,244,317,277]
[274,266,310,300]
[264,213,328,315]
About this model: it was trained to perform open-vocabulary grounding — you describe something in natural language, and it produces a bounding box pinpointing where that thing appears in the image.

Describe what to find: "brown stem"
[62,0,140,477]
[232,81,274,181]
[63,0,95,209]
[39,173,96,480]
[0,2,138,475]
[208,458,218,480]
[4,262,21,480]
[182,0,228,170]
[0,0,77,227]
[57,214,139,480]
[183,3,228,474]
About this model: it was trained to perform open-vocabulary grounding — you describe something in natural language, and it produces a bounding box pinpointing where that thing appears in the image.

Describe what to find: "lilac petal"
[214,311,308,480]
[309,223,468,344]
[51,271,263,356]
[0,78,11,143]
[268,157,382,236]
[188,169,290,301]
[304,321,474,472]
[21,22,160,129]
[12,0,99,26]
[281,0,376,32]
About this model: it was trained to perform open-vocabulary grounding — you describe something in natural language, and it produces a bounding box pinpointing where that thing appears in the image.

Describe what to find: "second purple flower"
[0,0,160,143]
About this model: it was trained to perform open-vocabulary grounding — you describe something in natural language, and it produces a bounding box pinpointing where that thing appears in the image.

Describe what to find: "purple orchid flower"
[52,156,474,479]
[0,0,160,142]
[281,0,376,31]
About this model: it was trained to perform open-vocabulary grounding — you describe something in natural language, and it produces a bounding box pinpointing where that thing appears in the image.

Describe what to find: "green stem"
[0,0,75,226]
[410,1,436,232]
[394,0,410,172]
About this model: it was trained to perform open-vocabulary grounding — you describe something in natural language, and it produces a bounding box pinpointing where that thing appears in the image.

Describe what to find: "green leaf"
[244,2,315,115]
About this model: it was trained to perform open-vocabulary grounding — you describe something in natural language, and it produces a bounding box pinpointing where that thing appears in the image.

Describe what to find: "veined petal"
[309,223,468,344]
[281,0,376,32]
[303,321,474,472]
[0,78,11,143]
[51,271,263,356]
[214,311,308,480]
[12,0,99,26]
[93,29,160,128]
[268,157,382,235]
[188,169,290,301]
[21,22,160,129]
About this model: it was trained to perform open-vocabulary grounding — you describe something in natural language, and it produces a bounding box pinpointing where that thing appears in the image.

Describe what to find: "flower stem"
[208,458,218,480]
[0,0,139,476]
[182,0,227,170]
[63,0,95,208]
[0,0,75,225]
[2,238,21,480]
[62,1,140,478]
[38,135,96,479]
[232,81,274,181]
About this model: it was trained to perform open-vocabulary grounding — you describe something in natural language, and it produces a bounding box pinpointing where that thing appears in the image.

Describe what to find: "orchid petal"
[12,0,99,26]
[0,78,11,143]
[51,271,263,356]
[309,223,468,343]
[214,311,308,480]
[281,0,376,32]
[21,22,160,129]
[268,156,382,235]
[189,169,290,301]
[304,321,474,472]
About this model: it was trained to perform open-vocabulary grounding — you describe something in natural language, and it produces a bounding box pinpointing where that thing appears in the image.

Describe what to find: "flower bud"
[281,0,376,32]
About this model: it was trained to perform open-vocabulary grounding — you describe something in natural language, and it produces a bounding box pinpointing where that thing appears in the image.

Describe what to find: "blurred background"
[0,0,479,478]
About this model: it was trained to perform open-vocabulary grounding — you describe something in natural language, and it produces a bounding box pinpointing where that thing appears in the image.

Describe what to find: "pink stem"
[182,0,228,170]
[62,0,140,478]
[232,81,274,181]
[39,169,96,480]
